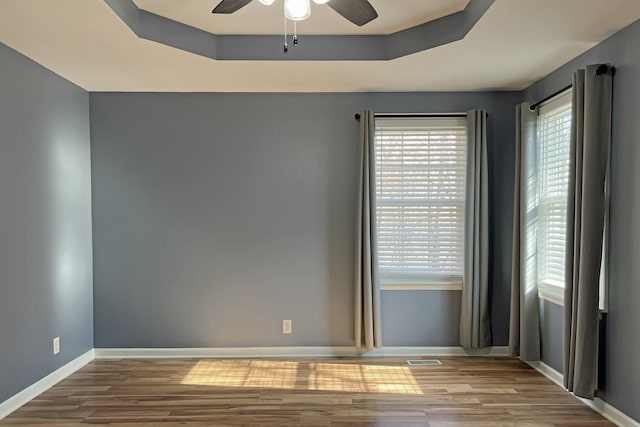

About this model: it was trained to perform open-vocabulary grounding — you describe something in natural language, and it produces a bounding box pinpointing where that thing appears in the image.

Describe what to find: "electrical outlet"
[282,320,292,335]
[53,337,60,355]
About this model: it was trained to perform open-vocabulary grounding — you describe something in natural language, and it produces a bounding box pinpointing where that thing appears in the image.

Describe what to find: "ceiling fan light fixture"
[312,0,329,4]
[284,0,311,21]
[258,0,276,5]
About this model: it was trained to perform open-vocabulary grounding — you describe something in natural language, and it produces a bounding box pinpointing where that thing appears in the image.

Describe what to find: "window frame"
[534,91,573,305]
[373,115,467,291]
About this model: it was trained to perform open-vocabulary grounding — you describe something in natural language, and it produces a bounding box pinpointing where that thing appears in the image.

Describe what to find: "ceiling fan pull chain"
[283,15,288,53]
[293,20,298,47]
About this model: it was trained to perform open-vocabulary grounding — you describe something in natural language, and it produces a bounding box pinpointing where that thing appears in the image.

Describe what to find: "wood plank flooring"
[1,357,614,426]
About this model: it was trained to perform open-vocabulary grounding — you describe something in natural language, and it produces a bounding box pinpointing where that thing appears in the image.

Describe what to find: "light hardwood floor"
[1,357,614,426]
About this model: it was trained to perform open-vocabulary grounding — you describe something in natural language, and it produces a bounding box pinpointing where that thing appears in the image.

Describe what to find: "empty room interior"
[2,0,640,425]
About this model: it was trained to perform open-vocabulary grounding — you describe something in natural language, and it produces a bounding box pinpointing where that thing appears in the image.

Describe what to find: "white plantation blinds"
[375,117,467,284]
[537,93,572,291]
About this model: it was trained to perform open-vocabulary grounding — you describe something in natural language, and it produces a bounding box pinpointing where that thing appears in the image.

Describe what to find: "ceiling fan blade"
[327,0,378,26]
[212,0,253,14]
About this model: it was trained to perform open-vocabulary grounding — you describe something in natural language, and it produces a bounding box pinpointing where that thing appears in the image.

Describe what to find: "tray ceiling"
[0,0,639,92]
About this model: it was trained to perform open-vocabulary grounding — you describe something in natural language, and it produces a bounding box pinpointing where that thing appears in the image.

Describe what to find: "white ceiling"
[0,0,639,92]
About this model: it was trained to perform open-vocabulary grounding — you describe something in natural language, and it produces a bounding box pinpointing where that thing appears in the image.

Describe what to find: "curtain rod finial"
[355,113,361,121]
[596,64,615,76]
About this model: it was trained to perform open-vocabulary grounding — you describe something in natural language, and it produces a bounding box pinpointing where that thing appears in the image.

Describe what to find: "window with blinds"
[374,117,467,287]
[536,92,572,298]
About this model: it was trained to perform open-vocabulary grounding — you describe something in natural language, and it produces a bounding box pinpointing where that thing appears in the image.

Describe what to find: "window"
[535,92,572,304]
[374,117,467,290]
[529,91,608,309]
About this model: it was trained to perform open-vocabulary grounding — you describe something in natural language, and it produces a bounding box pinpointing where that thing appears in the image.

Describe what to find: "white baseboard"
[94,346,510,359]
[527,361,639,427]
[362,346,509,357]
[588,397,640,427]
[527,360,564,387]
[0,349,95,420]
[95,346,356,359]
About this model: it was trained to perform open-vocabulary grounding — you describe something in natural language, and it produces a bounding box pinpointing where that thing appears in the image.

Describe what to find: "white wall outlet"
[53,337,60,355]
[282,320,292,335]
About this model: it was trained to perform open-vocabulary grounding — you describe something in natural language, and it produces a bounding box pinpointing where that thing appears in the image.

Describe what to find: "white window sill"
[380,282,463,291]
[538,280,564,306]
[538,282,609,314]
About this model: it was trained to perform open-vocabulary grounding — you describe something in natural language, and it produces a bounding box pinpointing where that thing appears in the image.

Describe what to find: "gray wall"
[90,91,519,348]
[524,18,640,422]
[539,300,563,373]
[381,291,461,346]
[0,43,93,403]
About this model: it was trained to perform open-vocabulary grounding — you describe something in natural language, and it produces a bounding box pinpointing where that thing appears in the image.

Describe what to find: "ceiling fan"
[212,0,379,27]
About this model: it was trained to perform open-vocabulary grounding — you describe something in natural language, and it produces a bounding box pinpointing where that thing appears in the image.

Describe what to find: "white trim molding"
[95,347,357,359]
[381,283,463,291]
[94,346,510,359]
[0,349,95,420]
[538,280,565,306]
[587,398,640,427]
[361,346,509,357]
[527,361,639,427]
[527,361,564,386]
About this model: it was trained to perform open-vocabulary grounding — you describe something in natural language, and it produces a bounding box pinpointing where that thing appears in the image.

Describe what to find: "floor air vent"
[407,359,442,366]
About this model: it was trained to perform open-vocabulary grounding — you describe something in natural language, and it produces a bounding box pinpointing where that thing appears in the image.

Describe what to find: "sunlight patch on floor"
[181,360,423,394]
[308,362,423,394]
[181,359,298,389]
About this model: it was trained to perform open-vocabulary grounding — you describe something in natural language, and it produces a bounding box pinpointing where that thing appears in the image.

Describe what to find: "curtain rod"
[529,64,615,112]
[528,85,572,112]
[354,112,483,121]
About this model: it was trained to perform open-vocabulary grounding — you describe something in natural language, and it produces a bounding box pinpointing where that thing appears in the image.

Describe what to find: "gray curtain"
[460,110,491,349]
[508,103,541,361]
[355,110,382,350]
[564,65,613,399]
